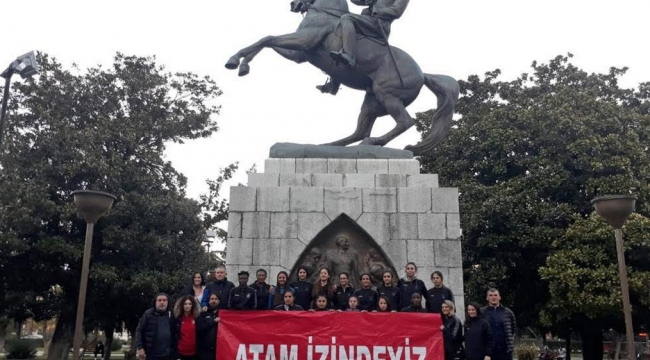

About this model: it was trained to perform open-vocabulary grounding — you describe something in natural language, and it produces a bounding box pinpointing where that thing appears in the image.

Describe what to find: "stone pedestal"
[226,157,464,311]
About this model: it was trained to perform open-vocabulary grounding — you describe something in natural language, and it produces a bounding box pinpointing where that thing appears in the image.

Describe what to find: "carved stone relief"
[289,214,396,288]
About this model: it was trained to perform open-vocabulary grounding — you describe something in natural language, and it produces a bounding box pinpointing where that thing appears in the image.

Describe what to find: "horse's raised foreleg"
[226,30,325,76]
[360,93,415,147]
[238,48,307,77]
[323,92,387,146]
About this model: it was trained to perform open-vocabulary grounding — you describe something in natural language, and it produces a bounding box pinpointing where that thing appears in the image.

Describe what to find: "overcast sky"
[4,0,650,238]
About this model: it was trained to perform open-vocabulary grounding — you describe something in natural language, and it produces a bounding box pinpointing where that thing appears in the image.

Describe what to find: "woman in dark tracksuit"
[464,302,493,360]
[440,300,463,360]
[352,273,379,311]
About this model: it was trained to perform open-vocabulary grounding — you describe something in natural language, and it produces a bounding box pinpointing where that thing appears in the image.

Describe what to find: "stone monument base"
[226,155,464,313]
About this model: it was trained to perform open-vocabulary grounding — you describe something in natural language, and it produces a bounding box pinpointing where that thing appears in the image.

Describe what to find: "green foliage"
[515,343,539,360]
[416,54,650,329]
[110,339,123,352]
[5,339,37,359]
[0,53,229,342]
[540,213,650,326]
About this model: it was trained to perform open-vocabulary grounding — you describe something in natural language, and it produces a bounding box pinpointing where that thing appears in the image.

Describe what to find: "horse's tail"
[405,74,460,156]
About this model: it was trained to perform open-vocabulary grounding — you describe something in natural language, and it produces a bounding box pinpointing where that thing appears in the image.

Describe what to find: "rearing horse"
[225,0,459,155]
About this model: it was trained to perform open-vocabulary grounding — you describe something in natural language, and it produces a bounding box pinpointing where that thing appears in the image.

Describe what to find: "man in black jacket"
[425,271,455,313]
[135,293,176,360]
[203,265,235,310]
[481,288,517,360]
[251,269,272,310]
[228,271,257,310]
[197,293,220,360]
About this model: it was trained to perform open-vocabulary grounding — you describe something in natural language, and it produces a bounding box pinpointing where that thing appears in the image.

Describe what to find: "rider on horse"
[317,0,411,95]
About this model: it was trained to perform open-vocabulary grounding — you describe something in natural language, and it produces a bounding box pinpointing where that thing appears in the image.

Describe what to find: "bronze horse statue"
[225,0,459,155]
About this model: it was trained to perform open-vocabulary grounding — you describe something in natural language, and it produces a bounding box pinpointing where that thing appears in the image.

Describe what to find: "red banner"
[217,310,444,360]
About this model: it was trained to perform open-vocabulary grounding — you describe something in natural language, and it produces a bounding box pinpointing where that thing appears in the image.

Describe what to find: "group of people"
[135,263,516,360]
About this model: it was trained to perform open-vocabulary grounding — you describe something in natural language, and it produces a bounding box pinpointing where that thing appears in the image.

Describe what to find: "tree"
[540,214,650,360]
[416,54,650,340]
[0,53,230,359]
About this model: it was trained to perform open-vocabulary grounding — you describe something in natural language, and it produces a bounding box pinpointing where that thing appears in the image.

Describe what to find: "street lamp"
[0,51,39,171]
[71,190,116,360]
[591,194,637,360]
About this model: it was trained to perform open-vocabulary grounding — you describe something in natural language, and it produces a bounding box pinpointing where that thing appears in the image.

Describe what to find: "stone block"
[431,188,460,213]
[455,295,466,322]
[279,173,311,187]
[447,267,464,296]
[357,213,391,245]
[328,159,357,174]
[343,174,375,188]
[280,239,306,268]
[227,212,243,238]
[398,188,432,213]
[447,213,461,239]
[390,213,418,240]
[381,240,407,270]
[312,174,343,188]
[290,187,324,212]
[265,158,295,174]
[434,240,462,267]
[407,174,439,188]
[257,187,290,212]
[407,240,435,267]
[270,213,298,239]
[242,212,271,239]
[297,213,330,244]
[357,159,389,174]
[253,239,282,266]
[376,174,407,187]
[229,186,256,212]
[418,213,446,239]
[388,159,420,174]
[324,188,363,221]
[248,173,280,187]
[226,238,253,265]
[362,188,397,213]
[296,158,328,174]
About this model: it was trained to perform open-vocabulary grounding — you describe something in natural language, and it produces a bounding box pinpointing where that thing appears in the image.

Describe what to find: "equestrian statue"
[225,0,459,156]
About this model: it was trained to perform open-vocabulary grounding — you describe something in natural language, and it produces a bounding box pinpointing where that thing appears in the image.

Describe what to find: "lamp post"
[0,51,39,173]
[591,195,637,360]
[71,190,116,360]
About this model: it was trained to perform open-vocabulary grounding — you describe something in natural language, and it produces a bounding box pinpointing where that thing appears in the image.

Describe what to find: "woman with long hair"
[311,268,335,303]
[290,266,313,310]
[309,294,333,312]
[173,295,201,360]
[181,272,209,307]
[374,296,395,313]
[464,302,493,360]
[440,300,463,360]
[397,262,427,309]
[377,270,401,311]
[274,290,304,311]
[269,271,295,309]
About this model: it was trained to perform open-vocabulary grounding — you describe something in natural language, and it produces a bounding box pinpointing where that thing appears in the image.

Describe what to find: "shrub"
[5,339,37,359]
[110,339,123,351]
[515,343,539,360]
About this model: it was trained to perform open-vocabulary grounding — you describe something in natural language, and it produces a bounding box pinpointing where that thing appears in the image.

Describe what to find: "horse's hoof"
[238,64,250,77]
[225,56,240,70]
